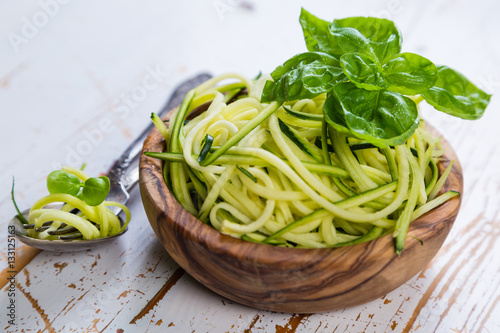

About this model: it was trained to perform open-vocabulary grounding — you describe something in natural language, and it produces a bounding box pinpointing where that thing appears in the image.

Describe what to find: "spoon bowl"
[139,119,463,313]
[9,207,128,252]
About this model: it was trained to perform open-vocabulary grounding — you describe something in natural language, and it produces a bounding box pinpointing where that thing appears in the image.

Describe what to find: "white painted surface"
[1,0,499,332]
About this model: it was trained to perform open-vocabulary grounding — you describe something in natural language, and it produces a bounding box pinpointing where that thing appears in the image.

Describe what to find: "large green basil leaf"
[324,82,419,148]
[422,65,491,120]
[340,52,437,95]
[329,17,401,64]
[299,8,342,56]
[340,52,387,91]
[383,53,437,95]
[261,52,345,103]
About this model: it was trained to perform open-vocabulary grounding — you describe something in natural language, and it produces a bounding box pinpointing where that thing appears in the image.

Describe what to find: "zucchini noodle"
[148,73,459,251]
[27,166,131,240]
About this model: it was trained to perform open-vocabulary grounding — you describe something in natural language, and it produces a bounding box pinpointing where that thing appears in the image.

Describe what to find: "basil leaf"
[329,17,402,64]
[47,170,82,196]
[81,176,110,206]
[422,65,491,120]
[261,52,345,103]
[340,52,387,91]
[299,8,342,56]
[324,82,419,148]
[383,53,437,95]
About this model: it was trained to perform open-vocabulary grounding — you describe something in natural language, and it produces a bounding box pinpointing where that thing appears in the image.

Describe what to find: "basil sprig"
[261,8,491,148]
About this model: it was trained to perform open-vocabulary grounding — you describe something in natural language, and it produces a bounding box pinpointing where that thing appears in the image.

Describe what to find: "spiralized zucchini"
[147,73,458,252]
[27,166,131,240]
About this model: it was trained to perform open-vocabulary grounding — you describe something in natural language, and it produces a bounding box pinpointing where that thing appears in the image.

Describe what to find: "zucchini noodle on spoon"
[24,166,131,241]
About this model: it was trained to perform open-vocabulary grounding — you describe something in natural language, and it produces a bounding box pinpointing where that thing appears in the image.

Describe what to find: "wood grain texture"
[139,115,463,314]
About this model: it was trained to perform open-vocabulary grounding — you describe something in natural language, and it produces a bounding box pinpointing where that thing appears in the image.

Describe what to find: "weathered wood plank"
[1,0,499,332]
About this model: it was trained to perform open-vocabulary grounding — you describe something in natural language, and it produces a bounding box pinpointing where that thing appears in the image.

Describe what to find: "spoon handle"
[105,73,213,205]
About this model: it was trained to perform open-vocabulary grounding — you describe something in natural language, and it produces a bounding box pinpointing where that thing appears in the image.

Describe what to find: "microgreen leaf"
[81,176,110,206]
[261,52,345,103]
[324,82,420,148]
[422,65,491,120]
[47,170,82,196]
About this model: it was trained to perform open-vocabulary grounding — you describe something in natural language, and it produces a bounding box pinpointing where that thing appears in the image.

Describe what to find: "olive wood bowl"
[139,114,463,313]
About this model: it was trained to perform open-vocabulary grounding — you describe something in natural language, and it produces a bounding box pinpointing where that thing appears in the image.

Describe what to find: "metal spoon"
[9,73,213,252]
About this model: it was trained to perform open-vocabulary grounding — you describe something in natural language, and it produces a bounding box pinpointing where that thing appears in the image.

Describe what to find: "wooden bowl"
[139,114,463,313]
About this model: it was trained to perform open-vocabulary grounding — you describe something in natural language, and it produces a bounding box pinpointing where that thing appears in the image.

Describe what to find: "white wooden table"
[1,1,499,332]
